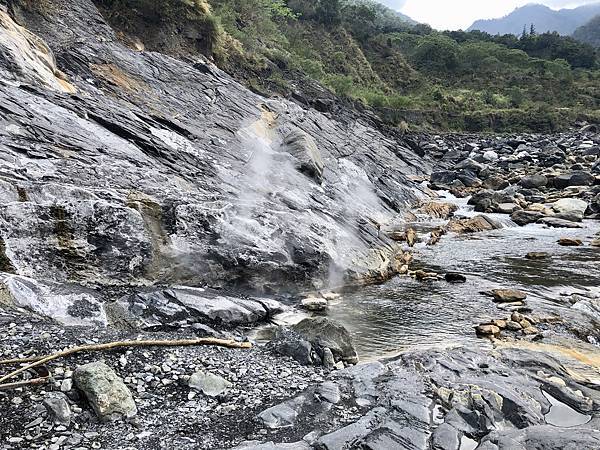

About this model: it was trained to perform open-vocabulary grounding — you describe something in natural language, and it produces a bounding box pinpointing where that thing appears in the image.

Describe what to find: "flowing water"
[327,193,600,360]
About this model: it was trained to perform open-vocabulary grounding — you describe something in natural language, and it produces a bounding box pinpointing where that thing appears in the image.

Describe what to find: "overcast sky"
[379,0,600,30]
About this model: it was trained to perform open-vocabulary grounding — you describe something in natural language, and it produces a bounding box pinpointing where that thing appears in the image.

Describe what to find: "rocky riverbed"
[0,0,599,449]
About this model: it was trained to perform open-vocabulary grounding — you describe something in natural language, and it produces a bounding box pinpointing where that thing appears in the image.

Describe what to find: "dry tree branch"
[0,356,44,365]
[0,377,49,391]
[0,338,252,385]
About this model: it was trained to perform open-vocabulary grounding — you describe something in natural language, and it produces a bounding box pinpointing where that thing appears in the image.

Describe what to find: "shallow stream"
[327,193,600,360]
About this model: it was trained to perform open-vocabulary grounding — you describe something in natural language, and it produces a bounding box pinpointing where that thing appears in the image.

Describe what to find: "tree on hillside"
[316,0,342,26]
[412,35,460,73]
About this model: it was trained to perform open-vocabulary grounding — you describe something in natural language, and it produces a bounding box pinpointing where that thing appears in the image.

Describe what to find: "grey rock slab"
[188,371,232,397]
[316,407,388,450]
[43,393,72,425]
[257,396,306,429]
[481,424,600,450]
[315,381,341,404]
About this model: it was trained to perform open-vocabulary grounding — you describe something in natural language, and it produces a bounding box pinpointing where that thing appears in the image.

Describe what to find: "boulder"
[257,396,306,429]
[292,317,359,365]
[492,289,527,303]
[301,297,327,311]
[268,328,314,366]
[495,203,520,214]
[552,198,588,221]
[73,361,137,421]
[475,324,500,336]
[538,217,583,228]
[447,215,502,233]
[558,238,583,247]
[511,210,544,226]
[445,273,467,283]
[189,371,232,397]
[483,176,509,191]
[457,171,482,188]
[455,159,485,173]
[520,174,548,189]
[483,150,499,162]
[430,171,457,189]
[553,172,594,189]
[418,201,458,219]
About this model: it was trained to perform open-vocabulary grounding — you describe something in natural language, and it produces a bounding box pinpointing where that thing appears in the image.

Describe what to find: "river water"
[327,193,600,360]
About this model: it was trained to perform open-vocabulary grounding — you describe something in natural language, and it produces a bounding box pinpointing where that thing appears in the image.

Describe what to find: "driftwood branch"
[0,338,252,385]
[0,377,49,391]
[0,356,44,365]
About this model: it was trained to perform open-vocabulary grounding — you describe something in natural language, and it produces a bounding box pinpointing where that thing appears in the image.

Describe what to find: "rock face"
[73,361,137,421]
[0,0,429,325]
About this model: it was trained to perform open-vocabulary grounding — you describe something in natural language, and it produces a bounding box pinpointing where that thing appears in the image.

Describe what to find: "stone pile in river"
[425,132,600,233]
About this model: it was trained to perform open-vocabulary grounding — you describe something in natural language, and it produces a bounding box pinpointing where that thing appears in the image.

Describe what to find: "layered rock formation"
[0,0,429,326]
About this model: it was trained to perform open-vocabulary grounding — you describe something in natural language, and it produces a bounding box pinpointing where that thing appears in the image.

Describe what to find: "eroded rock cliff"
[0,0,429,326]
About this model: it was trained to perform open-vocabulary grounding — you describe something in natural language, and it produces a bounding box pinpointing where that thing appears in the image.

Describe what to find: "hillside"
[85,0,600,133]
[574,14,600,47]
[469,3,600,36]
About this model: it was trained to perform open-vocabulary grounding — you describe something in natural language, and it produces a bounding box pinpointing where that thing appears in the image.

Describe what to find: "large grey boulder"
[292,317,359,365]
[552,198,588,221]
[520,174,548,189]
[511,210,544,226]
[268,327,316,366]
[553,172,594,188]
[257,396,306,429]
[73,361,137,421]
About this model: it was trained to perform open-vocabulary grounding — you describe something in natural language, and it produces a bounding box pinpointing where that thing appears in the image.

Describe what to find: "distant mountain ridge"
[573,14,600,47]
[468,3,600,36]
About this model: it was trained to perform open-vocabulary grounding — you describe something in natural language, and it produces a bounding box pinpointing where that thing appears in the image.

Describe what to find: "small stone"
[522,327,540,335]
[506,321,522,331]
[445,273,467,283]
[322,347,335,370]
[511,312,523,323]
[43,393,72,425]
[475,324,500,336]
[61,378,73,392]
[526,252,549,260]
[188,371,232,397]
[491,319,507,329]
[519,319,532,329]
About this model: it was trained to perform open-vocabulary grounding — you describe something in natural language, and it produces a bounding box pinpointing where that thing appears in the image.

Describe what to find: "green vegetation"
[97,0,600,132]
